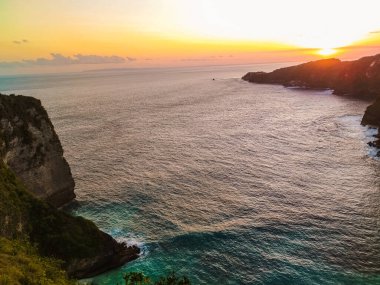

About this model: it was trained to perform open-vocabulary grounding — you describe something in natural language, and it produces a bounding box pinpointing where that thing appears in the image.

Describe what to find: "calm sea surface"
[1,64,380,284]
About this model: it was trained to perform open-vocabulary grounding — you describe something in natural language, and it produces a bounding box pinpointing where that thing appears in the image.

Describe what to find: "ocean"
[1,64,380,284]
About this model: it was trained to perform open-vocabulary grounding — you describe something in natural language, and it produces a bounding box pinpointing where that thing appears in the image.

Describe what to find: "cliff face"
[0,93,140,278]
[0,94,75,207]
[242,54,380,99]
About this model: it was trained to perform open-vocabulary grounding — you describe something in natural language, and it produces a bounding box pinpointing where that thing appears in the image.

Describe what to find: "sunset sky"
[1,0,380,74]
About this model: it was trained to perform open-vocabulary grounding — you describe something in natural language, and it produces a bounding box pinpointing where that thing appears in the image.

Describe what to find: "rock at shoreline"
[362,97,380,127]
[362,98,380,149]
[242,54,380,99]
[0,94,75,207]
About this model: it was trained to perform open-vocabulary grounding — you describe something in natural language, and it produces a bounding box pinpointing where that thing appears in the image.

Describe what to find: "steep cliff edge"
[0,94,140,278]
[0,94,75,207]
[242,54,380,99]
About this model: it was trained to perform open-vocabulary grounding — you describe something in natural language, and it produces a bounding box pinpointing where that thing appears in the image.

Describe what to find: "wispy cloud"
[180,55,234,62]
[23,53,127,65]
[370,30,380,34]
[0,53,135,68]
[126,57,137,61]
[13,39,29,45]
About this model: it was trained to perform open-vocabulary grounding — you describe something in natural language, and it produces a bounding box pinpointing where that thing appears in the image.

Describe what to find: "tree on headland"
[123,272,150,285]
[120,272,191,285]
[154,272,191,285]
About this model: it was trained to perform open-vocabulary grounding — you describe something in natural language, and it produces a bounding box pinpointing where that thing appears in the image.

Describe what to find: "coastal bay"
[2,64,379,284]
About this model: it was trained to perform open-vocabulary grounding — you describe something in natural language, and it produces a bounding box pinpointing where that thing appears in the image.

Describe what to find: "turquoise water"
[1,65,380,284]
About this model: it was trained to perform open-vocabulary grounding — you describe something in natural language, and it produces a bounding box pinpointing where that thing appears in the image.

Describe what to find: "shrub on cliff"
[0,237,75,285]
[0,161,104,260]
[121,272,191,285]
[0,161,139,278]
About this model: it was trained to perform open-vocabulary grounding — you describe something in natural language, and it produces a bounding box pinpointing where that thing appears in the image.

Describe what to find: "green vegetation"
[0,160,127,280]
[0,161,108,262]
[0,155,190,284]
[0,237,74,285]
[119,272,191,285]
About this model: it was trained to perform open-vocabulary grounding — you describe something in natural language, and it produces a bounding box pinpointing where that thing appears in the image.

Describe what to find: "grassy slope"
[0,161,118,280]
[0,163,74,284]
[0,237,75,285]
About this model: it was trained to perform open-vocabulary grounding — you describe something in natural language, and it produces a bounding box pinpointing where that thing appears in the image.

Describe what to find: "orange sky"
[1,0,380,74]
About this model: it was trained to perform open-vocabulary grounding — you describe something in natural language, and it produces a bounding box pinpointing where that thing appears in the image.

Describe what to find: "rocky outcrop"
[362,98,380,127]
[67,241,140,278]
[0,93,140,278]
[362,98,380,149]
[0,94,75,207]
[242,54,380,99]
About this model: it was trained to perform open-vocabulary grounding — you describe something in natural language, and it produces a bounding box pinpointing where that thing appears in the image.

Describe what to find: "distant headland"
[243,54,380,153]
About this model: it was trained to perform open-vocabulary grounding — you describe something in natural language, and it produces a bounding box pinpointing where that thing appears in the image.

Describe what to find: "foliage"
[0,237,75,285]
[120,272,191,285]
[0,161,111,267]
[122,272,150,285]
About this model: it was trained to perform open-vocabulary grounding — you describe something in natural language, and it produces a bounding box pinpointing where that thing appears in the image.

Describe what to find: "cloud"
[370,30,380,34]
[13,39,29,45]
[126,57,137,61]
[0,53,132,68]
[74,54,127,64]
[0,61,23,68]
[22,53,73,65]
[23,53,127,65]
[180,55,236,62]
[180,56,216,62]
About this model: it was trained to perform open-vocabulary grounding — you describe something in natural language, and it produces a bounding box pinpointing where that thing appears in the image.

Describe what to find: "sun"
[317,48,338,57]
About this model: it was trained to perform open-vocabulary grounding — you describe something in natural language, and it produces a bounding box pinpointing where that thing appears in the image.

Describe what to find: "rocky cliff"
[0,93,140,278]
[242,54,380,99]
[0,94,75,207]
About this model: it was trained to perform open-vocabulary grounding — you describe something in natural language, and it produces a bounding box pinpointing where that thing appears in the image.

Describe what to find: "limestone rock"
[0,94,75,207]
